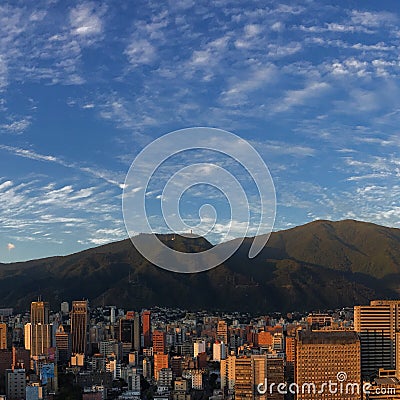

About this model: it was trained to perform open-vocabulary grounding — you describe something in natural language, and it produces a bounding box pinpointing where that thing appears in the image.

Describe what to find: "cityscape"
[0,299,398,399]
[1,0,400,399]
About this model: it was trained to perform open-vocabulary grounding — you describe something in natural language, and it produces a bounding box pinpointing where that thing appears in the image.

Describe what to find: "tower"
[71,300,88,355]
[30,301,51,357]
[354,300,400,378]
[295,330,361,400]
[142,310,151,348]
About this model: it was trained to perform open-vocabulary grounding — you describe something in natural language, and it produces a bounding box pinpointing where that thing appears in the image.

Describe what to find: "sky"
[1,0,400,262]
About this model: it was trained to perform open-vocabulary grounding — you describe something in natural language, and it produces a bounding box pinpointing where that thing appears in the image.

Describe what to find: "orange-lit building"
[153,330,166,354]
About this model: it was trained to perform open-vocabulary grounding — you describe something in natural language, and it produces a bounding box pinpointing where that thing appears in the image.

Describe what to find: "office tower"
[6,368,26,400]
[143,357,152,381]
[193,340,205,358]
[235,356,254,399]
[31,301,49,325]
[354,300,400,378]
[142,311,151,348]
[55,325,71,364]
[60,302,69,315]
[266,356,285,400]
[0,323,7,349]
[220,355,236,392]
[217,320,228,343]
[133,313,140,351]
[213,341,226,361]
[153,330,166,354]
[110,306,116,324]
[154,353,168,381]
[71,300,88,355]
[30,301,52,357]
[285,335,295,381]
[171,356,183,378]
[31,324,52,357]
[295,330,361,400]
[24,323,31,351]
[119,317,138,352]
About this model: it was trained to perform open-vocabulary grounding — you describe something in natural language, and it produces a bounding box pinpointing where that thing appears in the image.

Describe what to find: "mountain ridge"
[1,219,400,312]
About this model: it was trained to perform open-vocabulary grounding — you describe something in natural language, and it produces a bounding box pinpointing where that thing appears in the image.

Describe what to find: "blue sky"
[1,0,400,262]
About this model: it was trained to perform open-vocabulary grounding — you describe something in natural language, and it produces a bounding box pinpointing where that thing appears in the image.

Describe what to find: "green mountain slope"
[0,220,399,312]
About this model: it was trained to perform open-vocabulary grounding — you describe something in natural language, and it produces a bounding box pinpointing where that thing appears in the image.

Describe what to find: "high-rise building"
[31,301,49,325]
[30,301,51,357]
[60,302,69,315]
[55,325,71,364]
[154,353,168,381]
[266,356,285,400]
[354,300,400,378]
[24,323,31,351]
[143,357,152,381]
[213,341,226,361]
[0,323,7,350]
[295,330,361,400]
[142,311,151,348]
[220,355,236,392]
[31,324,52,357]
[217,320,228,343]
[193,340,205,358]
[118,318,135,350]
[6,368,26,400]
[235,356,253,399]
[133,312,140,351]
[110,306,116,324]
[71,300,88,355]
[234,355,279,400]
[153,330,166,354]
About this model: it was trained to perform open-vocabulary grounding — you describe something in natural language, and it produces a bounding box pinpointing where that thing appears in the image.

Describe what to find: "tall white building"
[213,341,226,361]
[193,340,206,358]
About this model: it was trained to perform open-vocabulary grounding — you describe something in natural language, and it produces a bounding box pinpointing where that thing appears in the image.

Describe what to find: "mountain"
[1,219,400,313]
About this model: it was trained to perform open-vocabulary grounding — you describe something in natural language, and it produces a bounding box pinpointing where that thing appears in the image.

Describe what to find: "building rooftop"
[297,330,359,344]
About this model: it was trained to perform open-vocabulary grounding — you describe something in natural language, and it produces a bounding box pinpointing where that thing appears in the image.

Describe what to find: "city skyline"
[1,0,400,263]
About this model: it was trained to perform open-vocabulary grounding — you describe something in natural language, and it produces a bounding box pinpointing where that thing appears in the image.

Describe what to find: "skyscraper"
[295,330,361,400]
[153,330,166,354]
[154,353,168,381]
[354,300,400,378]
[31,324,52,357]
[71,300,88,355]
[55,325,71,364]
[30,301,51,357]
[142,311,151,348]
[31,301,49,325]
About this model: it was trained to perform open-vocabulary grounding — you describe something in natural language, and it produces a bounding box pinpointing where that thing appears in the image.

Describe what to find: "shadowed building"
[71,300,89,355]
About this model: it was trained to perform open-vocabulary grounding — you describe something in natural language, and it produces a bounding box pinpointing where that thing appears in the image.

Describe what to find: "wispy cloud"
[0,144,124,188]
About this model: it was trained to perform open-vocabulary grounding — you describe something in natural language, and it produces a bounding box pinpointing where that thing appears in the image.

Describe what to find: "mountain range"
[1,219,400,313]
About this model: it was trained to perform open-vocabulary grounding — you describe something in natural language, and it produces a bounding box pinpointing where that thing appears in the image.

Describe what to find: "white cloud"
[125,39,157,66]
[1,118,31,134]
[69,2,105,37]
[273,81,330,113]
